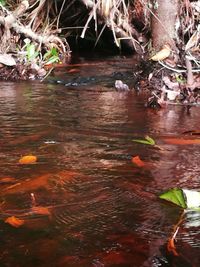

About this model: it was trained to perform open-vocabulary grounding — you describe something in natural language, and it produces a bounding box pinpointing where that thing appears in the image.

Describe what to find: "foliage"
[0,0,5,6]
[132,135,156,146]
[5,216,25,228]
[159,189,200,209]
[159,188,187,209]
[44,47,60,65]
[19,155,37,164]
[23,39,39,62]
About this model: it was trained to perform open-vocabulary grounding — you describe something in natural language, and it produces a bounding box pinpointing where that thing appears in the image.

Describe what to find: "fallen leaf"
[160,188,200,209]
[150,45,171,61]
[131,156,145,167]
[0,177,15,184]
[167,227,179,256]
[31,206,51,216]
[0,53,16,66]
[167,237,179,256]
[164,138,200,145]
[19,155,37,164]
[67,68,80,73]
[5,216,25,228]
[159,188,187,208]
[132,135,156,145]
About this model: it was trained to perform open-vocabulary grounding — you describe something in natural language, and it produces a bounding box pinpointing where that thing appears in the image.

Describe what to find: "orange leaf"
[67,68,80,73]
[167,237,179,256]
[0,177,15,183]
[31,206,51,216]
[164,138,200,145]
[19,155,37,164]
[5,216,25,228]
[131,156,145,167]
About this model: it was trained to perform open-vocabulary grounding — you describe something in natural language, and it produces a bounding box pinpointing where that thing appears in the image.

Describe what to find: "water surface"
[0,56,200,267]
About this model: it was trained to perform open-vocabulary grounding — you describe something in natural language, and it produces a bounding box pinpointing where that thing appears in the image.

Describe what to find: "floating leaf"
[132,135,155,145]
[145,135,156,145]
[150,45,171,61]
[160,188,200,209]
[0,177,15,184]
[5,216,25,228]
[31,206,51,216]
[159,188,187,208]
[131,156,145,167]
[19,155,37,164]
[164,138,200,145]
[67,68,80,73]
[167,227,179,256]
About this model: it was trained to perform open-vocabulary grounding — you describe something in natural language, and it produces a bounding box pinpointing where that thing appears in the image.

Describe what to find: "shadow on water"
[0,55,200,266]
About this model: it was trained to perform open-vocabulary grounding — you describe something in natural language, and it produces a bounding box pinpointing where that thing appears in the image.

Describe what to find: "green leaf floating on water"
[132,135,156,145]
[159,188,200,209]
[159,188,187,208]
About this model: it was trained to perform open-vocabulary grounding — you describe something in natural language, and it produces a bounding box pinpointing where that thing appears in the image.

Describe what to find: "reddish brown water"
[0,56,200,267]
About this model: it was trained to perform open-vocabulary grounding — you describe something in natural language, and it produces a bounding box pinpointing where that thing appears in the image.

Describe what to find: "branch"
[0,1,66,53]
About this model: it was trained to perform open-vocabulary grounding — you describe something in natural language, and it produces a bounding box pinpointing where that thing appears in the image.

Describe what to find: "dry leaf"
[5,216,25,228]
[131,156,145,167]
[19,155,37,164]
[150,45,171,61]
[0,54,16,66]
[164,138,200,145]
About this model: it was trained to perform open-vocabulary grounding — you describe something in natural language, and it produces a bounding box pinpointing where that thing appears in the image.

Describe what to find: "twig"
[40,67,54,82]
[158,61,200,73]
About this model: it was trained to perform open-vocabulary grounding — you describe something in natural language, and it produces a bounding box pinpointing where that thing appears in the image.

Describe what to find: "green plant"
[43,47,60,65]
[23,38,39,62]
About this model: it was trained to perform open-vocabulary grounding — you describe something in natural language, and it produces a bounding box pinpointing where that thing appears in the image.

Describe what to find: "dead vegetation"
[0,0,199,106]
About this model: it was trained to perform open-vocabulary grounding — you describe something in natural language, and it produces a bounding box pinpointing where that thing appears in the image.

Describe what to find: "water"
[0,56,200,267]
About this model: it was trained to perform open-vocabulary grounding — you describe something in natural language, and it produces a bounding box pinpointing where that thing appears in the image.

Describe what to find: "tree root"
[0,0,67,54]
[80,0,143,53]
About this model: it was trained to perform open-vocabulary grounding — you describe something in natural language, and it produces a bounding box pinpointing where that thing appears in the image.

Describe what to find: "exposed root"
[80,0,144,53]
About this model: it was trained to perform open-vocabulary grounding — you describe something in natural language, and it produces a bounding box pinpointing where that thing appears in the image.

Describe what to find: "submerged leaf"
[31,206,51,216]
[164,138,200,145]
[159,188,187,209]
[19,155,37,164]
[131,156,145,167]
[5,216,25,228]
[167,227,179,256]
[132,135,155,145]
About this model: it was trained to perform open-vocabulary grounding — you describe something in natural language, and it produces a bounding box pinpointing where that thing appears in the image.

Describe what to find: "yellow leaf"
[5,216,25,228]
[19,155,37,164]
[150,45,171,61]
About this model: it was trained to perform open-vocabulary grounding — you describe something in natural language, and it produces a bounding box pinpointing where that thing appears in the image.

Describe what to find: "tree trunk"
[151,0,179,50]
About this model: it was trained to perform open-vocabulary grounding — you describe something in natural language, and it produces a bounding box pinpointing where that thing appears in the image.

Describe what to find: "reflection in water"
[0,57,200,266]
